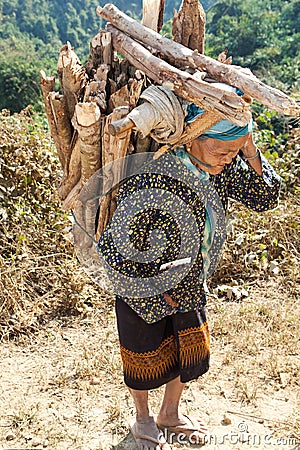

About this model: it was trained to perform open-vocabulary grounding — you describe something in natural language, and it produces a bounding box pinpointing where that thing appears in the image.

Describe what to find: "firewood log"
[107,25,252,126]
[58,138,81,201]
[142,0,165,32]
[96,106,132,238]
[48,92,73,173]
[40,71,71,172]
[97,3,299,116]
[73,102,102,185]
[57,42,86,121]
[172,0,206,53]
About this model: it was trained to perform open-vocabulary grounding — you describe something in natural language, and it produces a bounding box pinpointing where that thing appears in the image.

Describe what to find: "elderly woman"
[98,104,281,450]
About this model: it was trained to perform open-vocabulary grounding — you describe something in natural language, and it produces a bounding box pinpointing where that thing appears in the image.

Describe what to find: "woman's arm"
[226,134,282,212]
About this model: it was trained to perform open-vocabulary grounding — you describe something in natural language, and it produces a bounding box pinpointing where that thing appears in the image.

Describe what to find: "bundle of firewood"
[40,0,299,240]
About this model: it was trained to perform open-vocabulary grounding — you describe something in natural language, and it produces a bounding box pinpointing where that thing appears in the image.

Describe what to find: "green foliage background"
[0,0,299,113]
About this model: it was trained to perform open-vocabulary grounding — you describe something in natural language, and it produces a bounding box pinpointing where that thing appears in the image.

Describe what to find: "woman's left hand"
[241,133,258,159]
[241,133,263,176]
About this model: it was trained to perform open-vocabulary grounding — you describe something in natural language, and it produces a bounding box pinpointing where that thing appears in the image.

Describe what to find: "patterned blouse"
[98,150,281,323]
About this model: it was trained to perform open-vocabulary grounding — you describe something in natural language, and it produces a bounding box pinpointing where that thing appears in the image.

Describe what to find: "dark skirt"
[115,297,210,390]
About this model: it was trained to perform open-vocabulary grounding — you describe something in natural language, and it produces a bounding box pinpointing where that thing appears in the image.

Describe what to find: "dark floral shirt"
[98,151,281,323]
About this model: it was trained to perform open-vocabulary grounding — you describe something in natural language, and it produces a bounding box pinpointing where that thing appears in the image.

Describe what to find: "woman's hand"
[241,133,259,159]
[163,293,179,308]
[241,133,263,176]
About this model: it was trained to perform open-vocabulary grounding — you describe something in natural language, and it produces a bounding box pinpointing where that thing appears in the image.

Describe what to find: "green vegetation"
[0,0,299,113]
[205,0,300,92]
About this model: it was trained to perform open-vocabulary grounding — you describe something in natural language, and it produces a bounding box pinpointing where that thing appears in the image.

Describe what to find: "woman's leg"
[157,376,208,444]
[129,388,171,450]
[157,376,185,421]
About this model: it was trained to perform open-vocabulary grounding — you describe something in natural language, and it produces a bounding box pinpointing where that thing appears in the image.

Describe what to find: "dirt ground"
[0,276,299,450]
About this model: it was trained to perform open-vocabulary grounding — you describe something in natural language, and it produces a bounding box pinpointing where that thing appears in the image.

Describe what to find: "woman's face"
[190,134,249,175]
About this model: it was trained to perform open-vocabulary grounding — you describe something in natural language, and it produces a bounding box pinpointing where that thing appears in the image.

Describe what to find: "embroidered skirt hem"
[116,297,210,390]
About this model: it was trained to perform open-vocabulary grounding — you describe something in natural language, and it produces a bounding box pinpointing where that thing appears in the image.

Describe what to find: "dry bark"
[87,31,113,71]
[142,0,165,32]
[57,42,87,121]
[62,102,102,210]
[73,102,102,185]
[97,3,299,116]
[172,0,206,53]
[40,71,74,176]
[40,71,65,167]
[107,25,252,126]
[109,85,130,111]
[48,93,73,173]
[58,139,81,201]
[96,106,132,238]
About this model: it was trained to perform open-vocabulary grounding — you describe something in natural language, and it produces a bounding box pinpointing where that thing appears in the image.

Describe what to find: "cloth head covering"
[185,83,253,141]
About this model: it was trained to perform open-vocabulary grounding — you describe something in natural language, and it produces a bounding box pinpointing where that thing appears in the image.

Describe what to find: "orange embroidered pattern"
[178,323,210,368]
[120,335,178,381]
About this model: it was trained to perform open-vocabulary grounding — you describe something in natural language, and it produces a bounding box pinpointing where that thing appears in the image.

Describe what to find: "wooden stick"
[108,117,135,136]
[96,3,299,116]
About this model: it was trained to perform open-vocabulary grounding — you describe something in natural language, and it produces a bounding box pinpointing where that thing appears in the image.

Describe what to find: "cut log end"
[108,117,135,136]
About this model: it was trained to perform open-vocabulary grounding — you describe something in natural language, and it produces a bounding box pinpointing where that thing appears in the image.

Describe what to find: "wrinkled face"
[190,134,249,175]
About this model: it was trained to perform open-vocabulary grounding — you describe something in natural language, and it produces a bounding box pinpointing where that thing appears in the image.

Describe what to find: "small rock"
[235,235,244,245]
[25,433,34,440]
[258,418,264,424]
[240,288,249,298]
[223,414,232,425]
[90,376,101,385]
[43,439,49,447]
[279,372,290,387]
[32,437,42,447]
[269,261,279,275]
[246,253,257,264]
[6,433,16,441]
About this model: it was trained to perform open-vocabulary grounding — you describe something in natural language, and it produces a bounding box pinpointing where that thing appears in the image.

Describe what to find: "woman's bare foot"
[156,413,209,444]
[130,416,172,450]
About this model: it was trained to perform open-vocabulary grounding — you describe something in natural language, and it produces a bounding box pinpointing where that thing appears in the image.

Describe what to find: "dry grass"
[0,108,113,338]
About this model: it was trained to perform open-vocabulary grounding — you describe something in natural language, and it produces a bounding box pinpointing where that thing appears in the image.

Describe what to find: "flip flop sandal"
[130,420,169,449]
